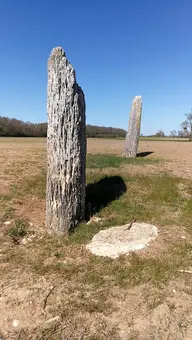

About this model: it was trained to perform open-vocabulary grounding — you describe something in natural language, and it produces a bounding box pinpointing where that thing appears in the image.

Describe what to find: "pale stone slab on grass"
[86,223,158,259]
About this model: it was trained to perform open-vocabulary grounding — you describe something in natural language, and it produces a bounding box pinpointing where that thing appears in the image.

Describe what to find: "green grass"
[84,172,187,235]
[81,244,192,287]
[1,206,15,221]
[1,170,46,202]
[1,150,192,339]
[1,154,190,235]
[87,153,160,169]
[1,154,160,203]
[7,219,28,238]
[22,170,46,198]
[1,145,192,339]
[1,153,192,287]
[13,230,192,289]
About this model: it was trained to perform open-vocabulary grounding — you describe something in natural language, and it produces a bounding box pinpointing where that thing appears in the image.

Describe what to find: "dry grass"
[0,138,192,339]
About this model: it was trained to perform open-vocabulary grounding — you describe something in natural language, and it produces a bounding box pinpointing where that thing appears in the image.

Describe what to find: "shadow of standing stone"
[85,176,127,221]
[136,151,154,158]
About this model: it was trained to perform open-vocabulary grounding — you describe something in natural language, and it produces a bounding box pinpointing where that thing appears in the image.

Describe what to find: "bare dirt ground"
[1,138,191,185]
[0,138,192,340]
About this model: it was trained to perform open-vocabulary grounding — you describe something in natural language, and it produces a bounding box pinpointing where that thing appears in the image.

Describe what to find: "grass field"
[0,138,192,339]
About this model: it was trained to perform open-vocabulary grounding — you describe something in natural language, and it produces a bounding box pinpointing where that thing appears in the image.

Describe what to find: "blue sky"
[0,0,192,135]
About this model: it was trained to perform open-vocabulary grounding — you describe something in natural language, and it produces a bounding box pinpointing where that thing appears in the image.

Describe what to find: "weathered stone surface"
[86,222,158,259]
[46,47,86,234]
[124,96,142,157]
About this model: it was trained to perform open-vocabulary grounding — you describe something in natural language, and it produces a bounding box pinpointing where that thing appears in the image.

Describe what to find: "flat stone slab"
[86,222,158,259]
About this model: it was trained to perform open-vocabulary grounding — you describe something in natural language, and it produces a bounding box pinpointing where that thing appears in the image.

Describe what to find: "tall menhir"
[46,47,86,234]
[124,96,142,157]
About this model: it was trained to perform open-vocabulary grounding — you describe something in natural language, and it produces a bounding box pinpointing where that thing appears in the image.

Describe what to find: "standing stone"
[124,96,142,157]
[46,47,86,234]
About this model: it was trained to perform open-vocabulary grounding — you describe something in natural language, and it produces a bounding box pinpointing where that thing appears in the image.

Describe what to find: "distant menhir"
[124,96,142,157]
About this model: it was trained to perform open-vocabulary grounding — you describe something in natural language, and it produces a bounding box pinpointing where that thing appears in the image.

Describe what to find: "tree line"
[0,116,126,138]
[170,111,192,139]
[86,124,126,138]
[154,111,192,139]
[1,110,191,139]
